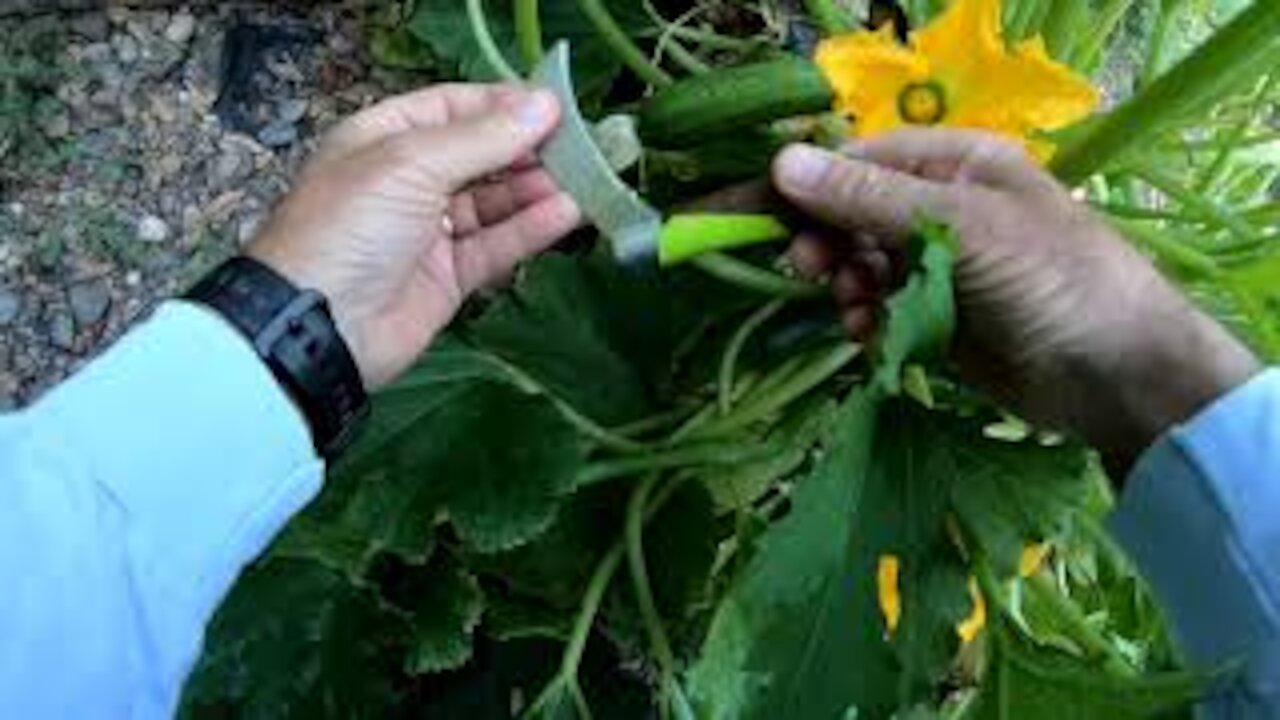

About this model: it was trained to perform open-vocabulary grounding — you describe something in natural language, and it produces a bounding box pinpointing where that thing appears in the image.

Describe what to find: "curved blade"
[531,42,662,265]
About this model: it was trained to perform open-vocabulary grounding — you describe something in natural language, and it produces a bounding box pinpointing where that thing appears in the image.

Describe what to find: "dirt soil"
[0,3,419,408]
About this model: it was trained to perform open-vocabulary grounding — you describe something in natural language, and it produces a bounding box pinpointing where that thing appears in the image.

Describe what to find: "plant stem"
[575,0,673,87]
[1052,0,1280,184]
[659,214,791,266]
[1073,0,1138,71]
[719,300,788,414]
[1196,74,1276,194]
[697,343,861,438]
[575,441,776,487]
[514,0,544,68]
[466,0,521,82]
[660,37,711,76]
[626,475,678,709]
[1024,573,1137,677]
[1134,165,1261,244]
[692,252,825,299]
[1111,218,1223,281]
[1141,0,1189,86]
[666,25,762,53]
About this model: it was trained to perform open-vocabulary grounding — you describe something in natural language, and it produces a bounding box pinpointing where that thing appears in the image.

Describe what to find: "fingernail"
[778,145,831,191]
[512,90,557,132]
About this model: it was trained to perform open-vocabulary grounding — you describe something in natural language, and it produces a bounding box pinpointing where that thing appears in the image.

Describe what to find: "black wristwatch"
[185,256,370,460]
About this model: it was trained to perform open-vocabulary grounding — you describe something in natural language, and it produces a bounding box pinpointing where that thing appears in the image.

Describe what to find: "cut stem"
[466,0,521,82]
[692,253,825,299]
[719,299,788,414]
[659,214,792,267]
[575,0,674,87]
[514,0,544,68]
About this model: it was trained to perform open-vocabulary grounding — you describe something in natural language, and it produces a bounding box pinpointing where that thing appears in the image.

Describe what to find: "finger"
[842,306,878,341]
[848,128,1057,193]
[449,169,559,235]
[773,144,954,238]
[320,83,526,160]
[832,265,878,305]
[851,248,894,290]
[454,193,582,292]
[789,232,839,278]
[391,89,561,195]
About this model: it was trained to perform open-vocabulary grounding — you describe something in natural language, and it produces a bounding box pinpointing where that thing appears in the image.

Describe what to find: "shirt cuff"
[1110,369,1280,695]
[28,301,324,654]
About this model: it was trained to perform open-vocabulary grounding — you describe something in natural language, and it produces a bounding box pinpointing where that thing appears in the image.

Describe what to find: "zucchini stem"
[659,214,792,267]
[466,0,521,82]
[575,0,674,87]
[514,0,544,68]
[692,253,824,299]
[626,475,679,710]
[719,300,788,414]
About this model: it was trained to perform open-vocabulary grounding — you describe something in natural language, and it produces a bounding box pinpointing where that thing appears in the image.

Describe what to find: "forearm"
[0,302,323,717]
[1111,369,1280,714]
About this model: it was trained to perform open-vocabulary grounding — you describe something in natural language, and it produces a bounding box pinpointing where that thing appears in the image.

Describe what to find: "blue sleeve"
[1111,369,1280,716]
[0,301,324,719]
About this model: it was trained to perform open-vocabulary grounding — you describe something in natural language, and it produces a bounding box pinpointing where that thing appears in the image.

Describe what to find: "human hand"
[247,84,581,390]
[771,129,1260,469]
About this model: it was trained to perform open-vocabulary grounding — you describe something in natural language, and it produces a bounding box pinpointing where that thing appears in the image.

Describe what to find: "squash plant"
[182,1,1279,718]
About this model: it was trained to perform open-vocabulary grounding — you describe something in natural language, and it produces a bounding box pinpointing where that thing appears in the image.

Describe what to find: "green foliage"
[186,1,1279,718]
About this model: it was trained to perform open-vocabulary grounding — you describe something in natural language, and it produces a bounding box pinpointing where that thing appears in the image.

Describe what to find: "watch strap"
[185,256,370,460]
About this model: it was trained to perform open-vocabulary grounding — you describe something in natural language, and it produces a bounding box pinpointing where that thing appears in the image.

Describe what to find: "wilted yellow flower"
[1019,542,1052,578]
[956,577,986,644]
[814,0,1099,160]
[878,555,902,634]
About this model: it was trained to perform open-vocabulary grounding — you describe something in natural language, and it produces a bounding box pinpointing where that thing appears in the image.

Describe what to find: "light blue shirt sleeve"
[1112,369,1280,717]
[0,301,324,719]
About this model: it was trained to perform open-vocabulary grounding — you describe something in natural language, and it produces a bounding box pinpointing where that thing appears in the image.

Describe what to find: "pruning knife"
[530,41,792,268]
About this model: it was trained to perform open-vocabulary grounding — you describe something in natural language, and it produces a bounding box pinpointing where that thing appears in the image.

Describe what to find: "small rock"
[156,152,183,178]
[68,280,111,328]
[80,41,114,66]
[112,33,140,64]
[49,314,76,350]
[164,12,196,45]
[257,121,299,148]
[237,211,267,246]
[277,98,310,125]
[125,270,142,287]
[43,113,72,140]
[213,146,252,185]
[136,214,171,244]
[0,289,21,326]
[70,13,111,42]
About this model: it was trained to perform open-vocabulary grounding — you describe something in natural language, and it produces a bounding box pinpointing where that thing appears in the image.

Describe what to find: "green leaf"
[404,554,486,674]
[686,385,895,719]
[181,560,405,719]
[969,628,1206,719]
[407,0,649,99]
[312,342,588,557]
[874,223,959,394]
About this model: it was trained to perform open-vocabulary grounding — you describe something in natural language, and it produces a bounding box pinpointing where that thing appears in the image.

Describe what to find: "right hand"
[771,129,1260,471]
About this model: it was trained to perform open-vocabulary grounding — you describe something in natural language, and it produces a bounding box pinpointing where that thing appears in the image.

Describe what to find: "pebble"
[237,211,267,246]
[68,280,112,328]
[136,214,171,244]
[43,113,72,140]
[112,33,141,65]
[277,98,310,126]
[0,289,21,326]
[257,121,299,149]
[213,145,252,186]
[164,12,196,46]
[49,314,76,350]
[70,14,111,42]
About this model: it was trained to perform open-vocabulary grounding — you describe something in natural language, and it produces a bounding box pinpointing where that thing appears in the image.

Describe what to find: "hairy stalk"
[1134,166,1261,244]
[576,441,776,487]
[575,0,673,87]
[719,300,788,414]
[697,343,861,438]
[692,253,825,299]
[466,0,521,81]
[1196,74,1276,194]
[514,0,544,68]
[1053,0,1280,184]
[626,475,679,713]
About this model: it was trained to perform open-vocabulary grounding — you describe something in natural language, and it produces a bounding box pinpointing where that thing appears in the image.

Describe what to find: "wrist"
[1080,301,1260,474]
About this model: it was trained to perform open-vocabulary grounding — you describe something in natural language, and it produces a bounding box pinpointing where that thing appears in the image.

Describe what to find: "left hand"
[248,84,581,390]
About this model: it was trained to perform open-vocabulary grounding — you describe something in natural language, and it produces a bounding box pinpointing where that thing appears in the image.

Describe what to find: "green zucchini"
[638,57,835,148]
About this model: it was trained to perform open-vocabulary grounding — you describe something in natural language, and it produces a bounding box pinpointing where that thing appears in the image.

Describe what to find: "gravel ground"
[0,4,414,408]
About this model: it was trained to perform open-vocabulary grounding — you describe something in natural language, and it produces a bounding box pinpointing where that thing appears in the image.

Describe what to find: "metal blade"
[530,42,662,265]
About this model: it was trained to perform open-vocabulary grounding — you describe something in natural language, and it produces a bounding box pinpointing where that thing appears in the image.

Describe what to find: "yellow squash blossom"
[815,0,1099,160]
[1019,541,1052,578]
[956,577,987,644]
[878,555,902,634]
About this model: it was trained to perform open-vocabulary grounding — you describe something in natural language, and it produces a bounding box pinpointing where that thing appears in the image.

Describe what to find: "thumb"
[772,144,955,238]
[400,89,562,193]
